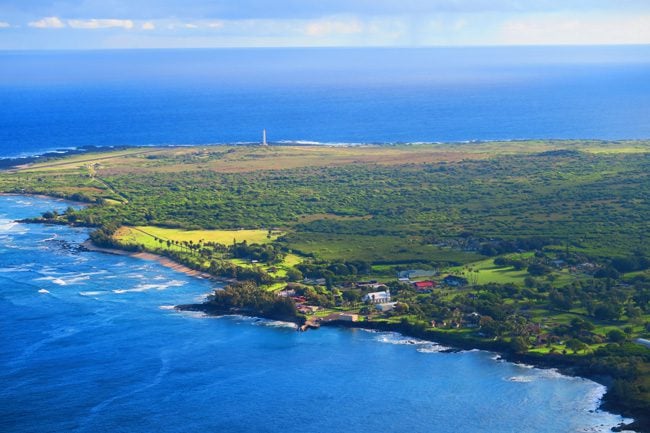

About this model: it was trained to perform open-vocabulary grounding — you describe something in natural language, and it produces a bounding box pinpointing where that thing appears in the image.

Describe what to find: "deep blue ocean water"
[1,46,650,157]
[0,195,632,432]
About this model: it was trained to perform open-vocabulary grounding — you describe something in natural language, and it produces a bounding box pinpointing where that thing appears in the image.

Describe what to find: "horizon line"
[1,43,650,52]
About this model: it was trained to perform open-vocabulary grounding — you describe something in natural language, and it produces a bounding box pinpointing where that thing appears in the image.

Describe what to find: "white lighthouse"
[262,129,268,146]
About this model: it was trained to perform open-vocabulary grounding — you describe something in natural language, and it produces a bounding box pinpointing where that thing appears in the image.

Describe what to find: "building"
[356,281,387,290]
[442,275,469,287]
[261,129,268,146]
[412,280,436,292]
[376,302,397,312]
[362,289,391,304]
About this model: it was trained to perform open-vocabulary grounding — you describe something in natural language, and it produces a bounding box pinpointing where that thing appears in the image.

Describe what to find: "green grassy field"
[117,226,279,246]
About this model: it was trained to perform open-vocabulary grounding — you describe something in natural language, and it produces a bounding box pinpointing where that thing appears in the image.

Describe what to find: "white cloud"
[0,21,10,28]
[184,23,199,29]
[207,21,224,29]
[68,19,134,30]
[28,16,65,29]
[305,17,363,37]
[497,13,650,45]
[141,22,155,30]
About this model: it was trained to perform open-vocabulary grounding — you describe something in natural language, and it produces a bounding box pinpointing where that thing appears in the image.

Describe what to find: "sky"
[1,0,650,49]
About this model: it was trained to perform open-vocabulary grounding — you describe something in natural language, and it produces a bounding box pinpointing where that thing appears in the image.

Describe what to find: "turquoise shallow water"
[0,195,631,432]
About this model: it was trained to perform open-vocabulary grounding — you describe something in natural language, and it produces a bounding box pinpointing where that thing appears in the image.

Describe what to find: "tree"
[510,337,528,354]
[285,268,303,282]
[527,263,550,276]
[607,329,626,343]
[566,338,587,354]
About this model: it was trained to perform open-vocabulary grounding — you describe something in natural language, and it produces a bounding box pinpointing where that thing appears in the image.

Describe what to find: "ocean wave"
[254,319,298,329]
[159,305,176,310]
[0,263,34,273]
[276,139,368,147]
[36,274,89,286]
[113,279,186,294]
[514,362,535,369]
[373,331,450,352]
[78,291,107,296]
[535,368,572,380]
[507,376,535,383]
[176,310,208,319]
[0,220,18,232]
[39,234,59,242]
[38,288,50,294]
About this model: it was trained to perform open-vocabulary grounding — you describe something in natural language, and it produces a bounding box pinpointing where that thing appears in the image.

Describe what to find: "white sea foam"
[35,274,92,286]
[176,310,208,319]
[514,362,535,369]
[38,289,50,294]
[536,368,572,380]
[159,305,176,310]
[113,279,185,294]
[254,319,298,329]
[416,344,451,353]
[193,292,212,302]
[276,139,367,147]
[373,332,450,352]
[507,376,535,383]
[0,220,18,232]
[78,291,105,296]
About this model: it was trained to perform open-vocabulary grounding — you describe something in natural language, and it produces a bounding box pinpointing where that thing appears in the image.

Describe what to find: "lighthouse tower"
[262,129,268,146]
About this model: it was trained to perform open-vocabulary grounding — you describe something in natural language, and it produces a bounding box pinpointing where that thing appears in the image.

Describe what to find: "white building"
[363,289,391,304]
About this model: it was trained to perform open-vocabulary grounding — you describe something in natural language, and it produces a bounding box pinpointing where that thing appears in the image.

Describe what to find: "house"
[297,305,319,314]
[278,288,296,298]
[376,302,397,312]
[356,281,387,290]
[362,289,391,304]
[412,280,436,292]
[442,275,468,287]
[303,277,326,286]
[464,312,481,327]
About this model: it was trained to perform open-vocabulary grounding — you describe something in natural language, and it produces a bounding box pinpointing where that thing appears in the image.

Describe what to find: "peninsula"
[2,141,649,431]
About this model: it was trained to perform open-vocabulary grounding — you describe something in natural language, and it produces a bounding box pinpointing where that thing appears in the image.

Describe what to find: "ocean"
[1,46,650,157]
[0,195,631,432]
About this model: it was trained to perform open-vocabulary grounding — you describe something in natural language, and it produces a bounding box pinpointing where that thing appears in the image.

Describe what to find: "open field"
[283,232,481,265]
[116,226,279,247]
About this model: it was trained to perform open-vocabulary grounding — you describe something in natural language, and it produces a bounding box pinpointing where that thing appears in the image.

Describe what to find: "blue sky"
[1,0,650,49]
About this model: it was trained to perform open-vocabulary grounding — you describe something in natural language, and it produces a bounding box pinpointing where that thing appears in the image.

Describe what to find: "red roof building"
[412,281,436,291]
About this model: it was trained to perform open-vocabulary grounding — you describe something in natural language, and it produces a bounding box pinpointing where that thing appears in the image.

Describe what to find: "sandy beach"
[81,240,225,282]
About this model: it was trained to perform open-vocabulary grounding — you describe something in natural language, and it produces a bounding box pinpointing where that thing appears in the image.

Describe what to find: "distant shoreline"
[4,139,650,171]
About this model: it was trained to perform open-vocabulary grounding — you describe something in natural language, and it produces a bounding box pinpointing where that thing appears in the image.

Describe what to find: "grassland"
[116,226,279,247]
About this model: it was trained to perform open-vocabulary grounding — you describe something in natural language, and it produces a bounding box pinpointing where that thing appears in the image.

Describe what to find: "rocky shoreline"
[175,301,644,433]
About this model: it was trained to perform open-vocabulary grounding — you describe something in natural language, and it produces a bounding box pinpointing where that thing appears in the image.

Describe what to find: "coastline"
[6,193,646,433]
[80,240,230,282]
